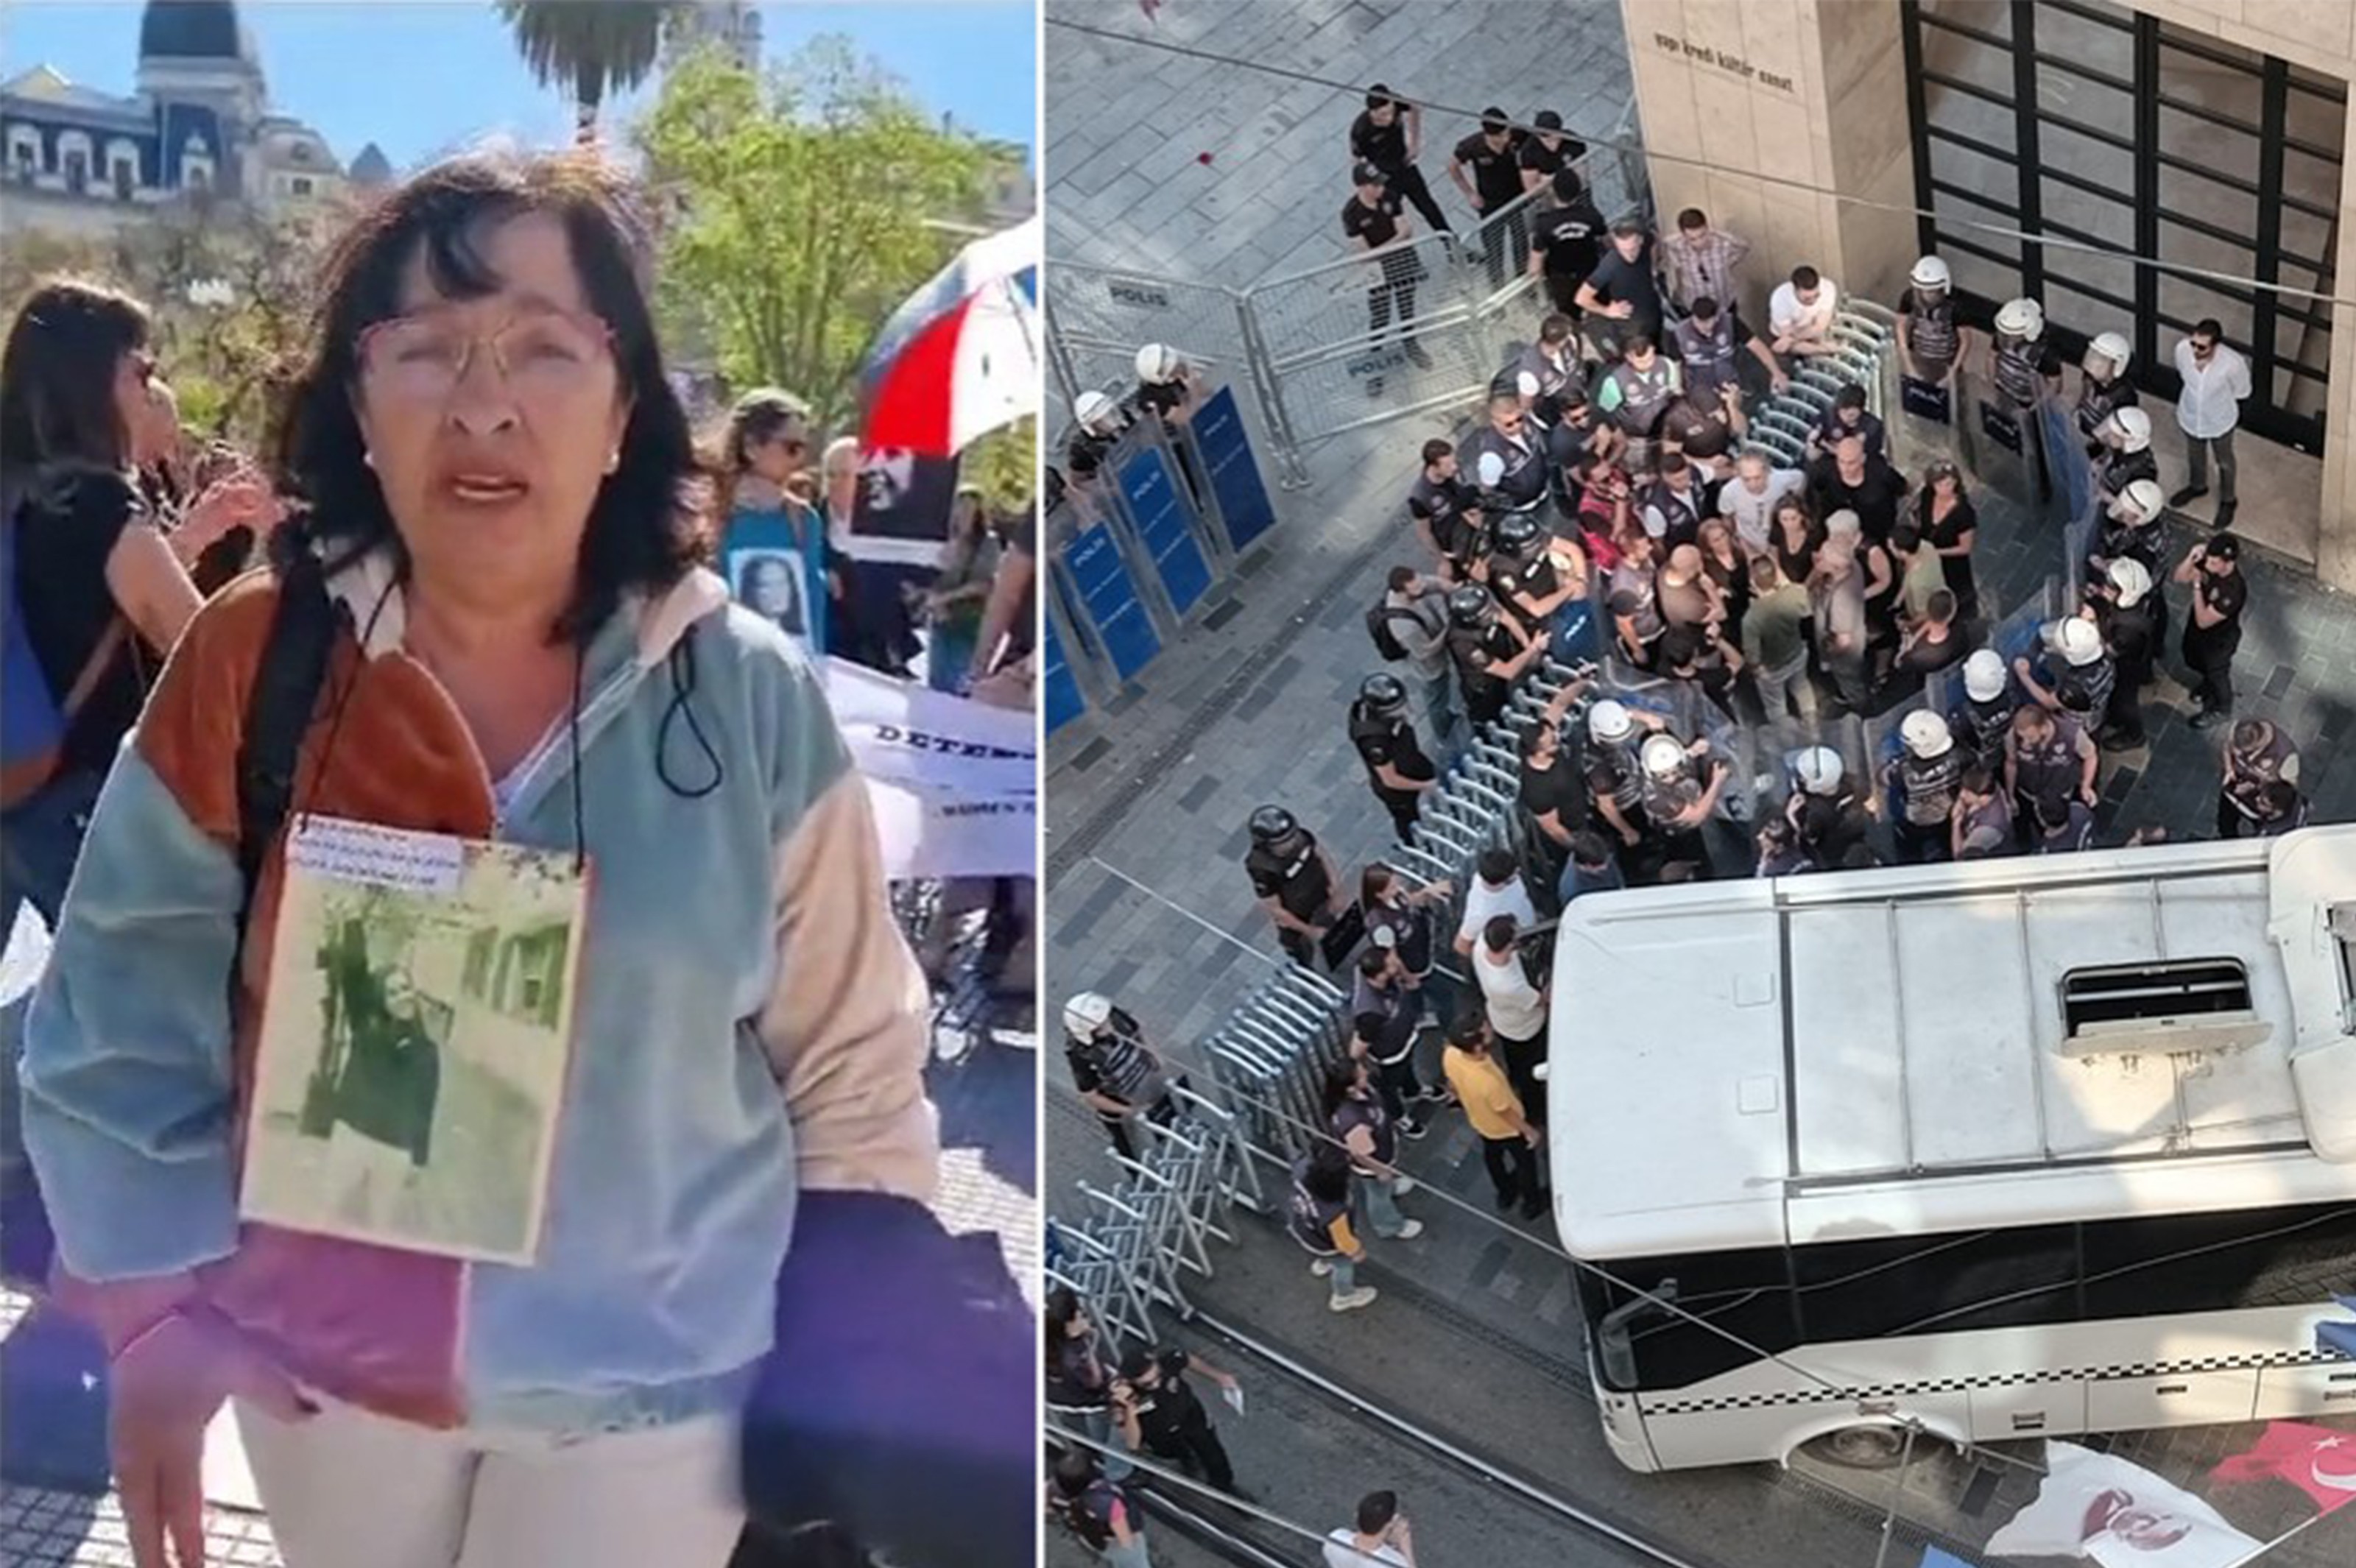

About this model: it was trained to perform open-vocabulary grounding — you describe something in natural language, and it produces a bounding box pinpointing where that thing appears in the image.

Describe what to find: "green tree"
[495,0,680,144]
[637,37,993,431]
[962,417,1037,510]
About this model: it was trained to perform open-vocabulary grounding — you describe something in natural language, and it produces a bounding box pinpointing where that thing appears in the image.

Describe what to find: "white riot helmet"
[1074,390,1118,432]
[2084,331,2131,377]
[1794,746,1846,797]
[1135,342,1182,384]
[2103,406,2153,453]
[2106,557,2154,608]
[1063,992,1115,1042]
[2055,615,2104,667]
[1901,708,1955,760]
[2114,477,2166,526]
[1640,733,1687,778]
[1587,699,1634,744]
[1963,649,2007,702]
[1994,297,2044,339]
[1909,255,1951,291]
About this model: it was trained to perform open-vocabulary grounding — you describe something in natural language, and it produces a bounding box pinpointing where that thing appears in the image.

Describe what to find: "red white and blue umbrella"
[860,216,1040,456]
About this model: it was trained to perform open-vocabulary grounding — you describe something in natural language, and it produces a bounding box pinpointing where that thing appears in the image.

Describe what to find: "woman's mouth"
[443,473,530,505]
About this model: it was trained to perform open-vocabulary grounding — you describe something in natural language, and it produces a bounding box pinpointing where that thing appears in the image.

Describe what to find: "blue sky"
[2,1,1036,169]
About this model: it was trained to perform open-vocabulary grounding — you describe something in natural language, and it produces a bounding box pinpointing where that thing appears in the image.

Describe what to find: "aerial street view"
[1038,3,2355,1567]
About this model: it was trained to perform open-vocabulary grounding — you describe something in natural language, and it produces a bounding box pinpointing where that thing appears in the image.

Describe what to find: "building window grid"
[1904,0,2341,453]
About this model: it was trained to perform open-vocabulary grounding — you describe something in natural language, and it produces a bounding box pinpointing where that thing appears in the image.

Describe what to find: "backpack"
[1366,601,1414,663]
[1,490,131,811]
[232,551,342,936]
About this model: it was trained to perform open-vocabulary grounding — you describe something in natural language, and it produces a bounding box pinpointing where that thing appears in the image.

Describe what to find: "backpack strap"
[233,553,340,944]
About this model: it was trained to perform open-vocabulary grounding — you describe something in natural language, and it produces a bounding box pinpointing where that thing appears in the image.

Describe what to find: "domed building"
[1,0,349,238]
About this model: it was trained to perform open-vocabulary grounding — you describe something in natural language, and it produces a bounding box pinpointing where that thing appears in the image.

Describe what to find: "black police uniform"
[1408,470,1484,573]
[1343,189,1422,348]
[1246,829,1336,968]
[1487,543,1563,639]
[1529,192,1608,318]
[1448,610,1524,730]
[1349,699,1436,838]
[1123,1350,1235,1493]
[1349,106,1448,232]
[1456,425,1550,517]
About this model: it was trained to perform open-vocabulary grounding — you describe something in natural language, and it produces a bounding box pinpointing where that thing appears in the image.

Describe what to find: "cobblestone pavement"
[0,904,1036,1565]
[1043,1,2356,1561]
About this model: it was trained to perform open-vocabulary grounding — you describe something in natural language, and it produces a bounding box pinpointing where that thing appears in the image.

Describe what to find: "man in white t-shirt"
[1472,914,1549,1118]
[1768,264,1841,359]
[1325,1491,1417,1568]
[1454,845,1537,956]
[1717,450,1805,554]
[2169,317,2252,529]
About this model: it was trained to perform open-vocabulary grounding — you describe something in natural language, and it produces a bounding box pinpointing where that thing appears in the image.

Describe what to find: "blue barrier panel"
[1043,615,1086,735]
[1062,523,1161,682]
[1192,386,1277,552]
[1117,447,1213,616]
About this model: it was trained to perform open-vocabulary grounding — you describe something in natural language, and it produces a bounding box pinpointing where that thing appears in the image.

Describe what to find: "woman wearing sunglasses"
[20,152,936,1568]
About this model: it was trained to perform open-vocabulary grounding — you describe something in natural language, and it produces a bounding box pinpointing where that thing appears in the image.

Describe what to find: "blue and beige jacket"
[21,547,938,1433]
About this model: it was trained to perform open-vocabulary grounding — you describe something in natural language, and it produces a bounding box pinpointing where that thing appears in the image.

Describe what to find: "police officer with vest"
[1635,731,1728,880]
[1407,438,1485,580]
[1064,992,1182,1164]
[1512,315,1582,428]
[1595,333,1682,467]
[1948,649,2019,774]
[1486,513,1579,638]
[1446,584,1548,730]
[1886,709,1968,864]
[2217,718,2301,841]
[1985,297,2065,497]
[1457,390,1551,521]
[1672,294,1787,405]
[1896,255,1965,416]
[2092,407,2159,509]
[1579,699,1667,872]
[1068,389,1135,472]
[1244,806,1346,969]
[2014,615,2115,727]
[1350,674,1438,838]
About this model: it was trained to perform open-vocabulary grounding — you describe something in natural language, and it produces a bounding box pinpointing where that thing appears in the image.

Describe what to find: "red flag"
[2212,1420,2356,1514]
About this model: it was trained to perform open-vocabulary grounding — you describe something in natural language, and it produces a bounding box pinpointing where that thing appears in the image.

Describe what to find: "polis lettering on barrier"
[1653,32,1796,93]
[1109,279,1172,309]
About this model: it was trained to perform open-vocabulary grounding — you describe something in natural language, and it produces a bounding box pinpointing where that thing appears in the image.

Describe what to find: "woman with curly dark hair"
[21,151,936,1568]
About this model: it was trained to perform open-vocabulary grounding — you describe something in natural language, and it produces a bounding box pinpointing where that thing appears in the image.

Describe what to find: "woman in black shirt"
[1916,459,1980,623]
[0,280,264,938]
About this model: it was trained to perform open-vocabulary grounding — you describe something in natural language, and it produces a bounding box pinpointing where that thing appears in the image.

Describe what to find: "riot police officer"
[1635,732,1727,880]
[1350,673,1438,838]
[1580,699,1664,869]
[1445,584,1548,730]
[2015,615,2115,727]
[1486,513,1579,638]
[1886,709,1967,864]
[1949,649,2018,775]
[1785,745,1875,871]
[1064,992,1182,1162]
[1244,806,1345,968]
[2092,407,2159,509]
[2075,331,2140,453]
[2089,557,2156,750]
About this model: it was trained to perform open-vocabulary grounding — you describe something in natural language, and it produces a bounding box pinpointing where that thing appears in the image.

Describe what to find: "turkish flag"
[2212,1420,2356,1515]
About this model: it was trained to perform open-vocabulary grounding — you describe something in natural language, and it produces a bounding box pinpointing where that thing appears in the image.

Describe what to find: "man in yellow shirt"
[1442,1009,1546,1219]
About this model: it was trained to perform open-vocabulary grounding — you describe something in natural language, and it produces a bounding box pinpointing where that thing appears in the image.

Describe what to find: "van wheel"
[1799,1424,1909,1469]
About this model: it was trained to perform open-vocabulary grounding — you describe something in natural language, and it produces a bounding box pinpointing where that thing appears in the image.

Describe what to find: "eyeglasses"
[357,308,615,405]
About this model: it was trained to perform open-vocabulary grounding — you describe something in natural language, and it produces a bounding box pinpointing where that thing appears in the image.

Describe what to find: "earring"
[362,450,375,470]
[604,450,621,473]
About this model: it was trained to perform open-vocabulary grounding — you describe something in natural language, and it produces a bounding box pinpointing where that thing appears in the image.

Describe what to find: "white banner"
[824,660,1036,882]
[825,660,1035,802]
[1989,1443,2260,1568]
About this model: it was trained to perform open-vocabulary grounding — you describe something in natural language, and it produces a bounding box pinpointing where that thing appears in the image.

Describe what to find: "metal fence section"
[1044,261,1310,490]
[1201,964,1352,1165]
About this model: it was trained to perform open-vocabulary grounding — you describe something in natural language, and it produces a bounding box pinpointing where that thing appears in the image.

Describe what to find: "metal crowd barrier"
[1045,1086,1266,1344]
[1738,296,1899,471]
[1201,964,1352,1167]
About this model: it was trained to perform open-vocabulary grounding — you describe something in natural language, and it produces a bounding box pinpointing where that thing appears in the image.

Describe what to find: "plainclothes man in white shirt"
[1718,450,1805,554]
[1454,845,1536,956]
[1325,1491,1416,1568]
[2170,317,2251,529]
[1472,914,1549,1120]
[1768,265,1841,359]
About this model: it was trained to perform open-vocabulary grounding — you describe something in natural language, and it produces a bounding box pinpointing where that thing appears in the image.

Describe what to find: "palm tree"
[495,0,681,146]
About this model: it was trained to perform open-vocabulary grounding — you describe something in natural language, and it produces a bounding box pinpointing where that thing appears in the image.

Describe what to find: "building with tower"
[662,1,766,74]
[0,0,383,241]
